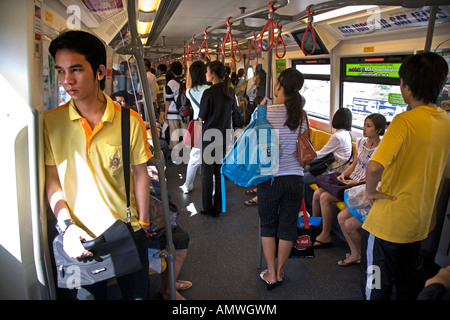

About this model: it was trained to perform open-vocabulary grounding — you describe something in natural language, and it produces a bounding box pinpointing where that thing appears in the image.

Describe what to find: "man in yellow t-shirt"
[45,30,152,300]
[362,52,450,300]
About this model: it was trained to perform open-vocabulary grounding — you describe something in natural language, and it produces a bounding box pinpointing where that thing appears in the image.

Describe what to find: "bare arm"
[45,165,71,222]
[45,165,92,258]
[365,160,396,203]
[132,162,150,229]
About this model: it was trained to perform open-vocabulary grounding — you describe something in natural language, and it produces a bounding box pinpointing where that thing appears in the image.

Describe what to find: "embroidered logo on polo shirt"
[109,151,121,170]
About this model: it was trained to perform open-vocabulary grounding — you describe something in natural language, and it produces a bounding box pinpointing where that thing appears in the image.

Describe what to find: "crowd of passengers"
[45,30,450,301]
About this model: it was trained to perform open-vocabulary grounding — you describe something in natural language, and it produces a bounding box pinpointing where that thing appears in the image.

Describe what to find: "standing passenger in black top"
[198,61,236,217]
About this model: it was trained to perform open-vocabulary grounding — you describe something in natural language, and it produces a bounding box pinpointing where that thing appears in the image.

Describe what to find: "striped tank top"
[264,104,308,177]
[350,137,378,181]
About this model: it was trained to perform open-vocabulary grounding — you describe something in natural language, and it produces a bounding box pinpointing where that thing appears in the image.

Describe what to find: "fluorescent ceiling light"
[309,6,379,23]
[139,0,160,12]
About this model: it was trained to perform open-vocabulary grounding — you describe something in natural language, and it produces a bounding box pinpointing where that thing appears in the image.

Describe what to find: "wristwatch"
[56,219,75,235]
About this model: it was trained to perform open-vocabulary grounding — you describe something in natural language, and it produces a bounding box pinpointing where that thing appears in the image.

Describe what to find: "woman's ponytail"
[278,68,305,131]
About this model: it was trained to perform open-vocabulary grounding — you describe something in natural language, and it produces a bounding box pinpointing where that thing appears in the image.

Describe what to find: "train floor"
[144,162,363,301]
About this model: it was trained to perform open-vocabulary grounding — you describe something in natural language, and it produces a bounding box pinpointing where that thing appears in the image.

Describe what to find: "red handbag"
[183,120,202,148]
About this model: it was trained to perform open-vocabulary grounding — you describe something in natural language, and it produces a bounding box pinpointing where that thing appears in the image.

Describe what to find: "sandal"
[260,270,277,291]
[337,254,360,267]
[176,280,192,291]
[245,188,257,195]
[244,198,258,206]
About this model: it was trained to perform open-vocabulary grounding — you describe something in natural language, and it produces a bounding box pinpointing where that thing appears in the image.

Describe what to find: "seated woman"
[303,108,353,186]
[312,113,386,248]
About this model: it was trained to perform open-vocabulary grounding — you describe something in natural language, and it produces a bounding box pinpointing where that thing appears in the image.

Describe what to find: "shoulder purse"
[297,112,317,168]
[52,107,142,289]
[183,90,202,148]
[309,132,353,176]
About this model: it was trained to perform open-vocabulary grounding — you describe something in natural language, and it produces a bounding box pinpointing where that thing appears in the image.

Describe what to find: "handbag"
[296,112,317,168]
[183,119,202,148]
[148,195,179,235]
[52,107,142,289]
[316,172,364,201]
[308,132,353,176]
[290,199,321,258]
[308,153,335,176]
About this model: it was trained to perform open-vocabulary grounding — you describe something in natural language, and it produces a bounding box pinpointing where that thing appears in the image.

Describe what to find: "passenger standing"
[312,113,386,248]
[138,59,158,119]
[198,61,235,217]
[362,52,450,300]
[165,61,188,150]
[245,66,266,125]
[156,63,167,121]
[257,68,307,290]
[181,60,209,194]
[234,68,246,101]
[44,30,152,300]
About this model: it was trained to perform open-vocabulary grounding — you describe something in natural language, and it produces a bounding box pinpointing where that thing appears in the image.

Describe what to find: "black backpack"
[173,77,192,118]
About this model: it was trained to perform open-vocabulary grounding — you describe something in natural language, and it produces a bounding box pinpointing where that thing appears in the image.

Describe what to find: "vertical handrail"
[424,6,438,52]
[125,0,176,301]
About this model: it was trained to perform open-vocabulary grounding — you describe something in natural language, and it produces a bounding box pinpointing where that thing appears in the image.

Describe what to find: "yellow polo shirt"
[44,94,152,237]
[362,106,450,243]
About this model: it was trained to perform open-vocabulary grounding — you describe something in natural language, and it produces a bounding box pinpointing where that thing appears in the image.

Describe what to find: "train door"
[0,0,55,299]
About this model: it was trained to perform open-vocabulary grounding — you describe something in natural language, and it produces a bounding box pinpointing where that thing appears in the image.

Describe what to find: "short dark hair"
[157,64,167,73]
[366,113,387,136]
[144,59,151,70]
[332,108,352,130]
[399,52,448,104]
[189,61,206,88]
[49,30,106,90]
[170,61,183,76]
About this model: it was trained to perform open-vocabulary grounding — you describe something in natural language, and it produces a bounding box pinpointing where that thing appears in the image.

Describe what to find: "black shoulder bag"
[53,107,142,289]
[308,132,353,176]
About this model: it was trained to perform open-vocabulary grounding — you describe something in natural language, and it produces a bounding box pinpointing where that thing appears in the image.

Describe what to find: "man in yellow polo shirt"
[363,52,450,300]
[44,30,152,300]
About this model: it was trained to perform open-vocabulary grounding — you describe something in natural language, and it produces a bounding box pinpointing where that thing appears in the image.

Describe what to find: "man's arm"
[132,162,150,229]
[365,160,396,203]
[45,165,92,258]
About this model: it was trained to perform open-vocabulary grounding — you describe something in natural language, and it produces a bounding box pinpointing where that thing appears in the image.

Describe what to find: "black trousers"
[360,229,425,300]
[257,175,304,241]
[201,162,222,215]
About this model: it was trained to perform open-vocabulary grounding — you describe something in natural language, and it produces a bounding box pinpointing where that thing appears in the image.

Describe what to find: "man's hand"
[63,225,93,258]
[366,189,397,205]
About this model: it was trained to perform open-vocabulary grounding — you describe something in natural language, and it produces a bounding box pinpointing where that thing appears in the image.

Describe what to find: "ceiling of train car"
[151,0,324,49]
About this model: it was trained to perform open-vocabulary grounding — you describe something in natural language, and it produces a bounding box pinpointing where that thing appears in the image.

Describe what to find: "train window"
[340,55,408,129]
[293,59,331,120]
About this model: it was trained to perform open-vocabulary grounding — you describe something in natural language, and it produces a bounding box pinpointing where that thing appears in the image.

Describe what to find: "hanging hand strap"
[248,31,258,60]
[259,2,276,51]
[222,17,234,57]
[199,29,210,61]
[275,22,286,58]
[233,39,242,62]
[121,107,131,223]
[301,6,316,56]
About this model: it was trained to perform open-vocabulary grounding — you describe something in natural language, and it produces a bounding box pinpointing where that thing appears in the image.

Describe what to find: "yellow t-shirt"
[362,106,450,243]
[44,94,152,237]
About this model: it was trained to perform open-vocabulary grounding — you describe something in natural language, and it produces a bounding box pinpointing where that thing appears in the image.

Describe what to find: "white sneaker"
[180,185,191,194]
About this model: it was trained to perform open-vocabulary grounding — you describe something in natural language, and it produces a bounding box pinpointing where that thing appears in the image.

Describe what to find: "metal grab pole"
[424,6,438,52]
[123,0,176,301]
